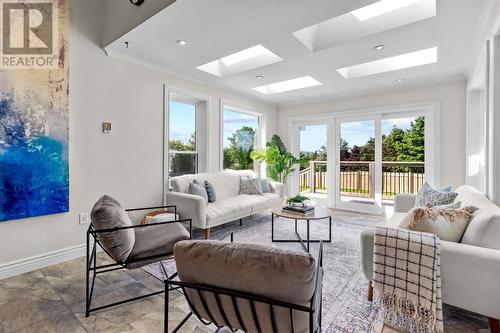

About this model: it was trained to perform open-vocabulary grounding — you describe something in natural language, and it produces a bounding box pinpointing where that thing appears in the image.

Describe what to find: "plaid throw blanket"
[373,227,443,333]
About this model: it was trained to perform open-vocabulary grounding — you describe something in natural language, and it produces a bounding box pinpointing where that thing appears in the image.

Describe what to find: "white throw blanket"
[373,226,443,333]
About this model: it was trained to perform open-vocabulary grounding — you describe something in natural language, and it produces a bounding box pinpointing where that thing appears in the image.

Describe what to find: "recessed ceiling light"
[352,0,421,21]
[252,76,322,95]
[337,47,437,79]
[299,95,305,99]
[373,45,385,51]
[396,78,405,82]
[176,40,188,47]
[196,45,282,77]
[256,75,263,79]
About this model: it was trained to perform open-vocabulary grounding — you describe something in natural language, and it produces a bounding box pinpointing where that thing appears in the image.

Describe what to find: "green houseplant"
[250,136,301,185]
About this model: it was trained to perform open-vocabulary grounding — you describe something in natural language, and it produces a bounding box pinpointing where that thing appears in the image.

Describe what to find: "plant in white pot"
[250,135,301,196]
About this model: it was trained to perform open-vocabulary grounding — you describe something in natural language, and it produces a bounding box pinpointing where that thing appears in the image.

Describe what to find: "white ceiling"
[105,0,488,106]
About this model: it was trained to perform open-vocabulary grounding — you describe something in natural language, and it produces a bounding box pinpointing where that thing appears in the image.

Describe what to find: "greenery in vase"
[250,135,301,185]
[287,195,310,204]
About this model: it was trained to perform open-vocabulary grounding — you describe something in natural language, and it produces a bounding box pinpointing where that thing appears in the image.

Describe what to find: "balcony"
[299,160,425,200]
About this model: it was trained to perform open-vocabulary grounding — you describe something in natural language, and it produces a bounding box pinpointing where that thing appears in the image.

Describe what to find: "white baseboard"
[0,244,87,280]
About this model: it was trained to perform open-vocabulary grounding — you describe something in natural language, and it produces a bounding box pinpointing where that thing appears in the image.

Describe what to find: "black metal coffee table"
[271,205,332,252]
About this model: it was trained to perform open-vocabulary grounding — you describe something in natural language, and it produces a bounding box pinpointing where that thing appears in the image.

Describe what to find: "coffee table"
[271,205,332,252]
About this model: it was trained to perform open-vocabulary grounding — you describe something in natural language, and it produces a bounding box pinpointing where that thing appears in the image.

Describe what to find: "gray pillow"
[414,182,458,207]
[91,195,135,262]
[204,180,216,202]
[188,181,208,205]
[261,179,272,193]
[240,176,263,195]
[427,201,461,209]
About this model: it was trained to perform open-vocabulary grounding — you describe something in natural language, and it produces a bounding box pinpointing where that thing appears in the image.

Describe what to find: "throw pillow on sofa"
[261,179,272,193]
[188,181,208,205]
[204,180,217,202]
[240,176,263,195]
[414,182,458,207]
[399,206,478,242]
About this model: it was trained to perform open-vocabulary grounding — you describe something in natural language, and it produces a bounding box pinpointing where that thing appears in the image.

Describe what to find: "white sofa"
[360,185,500,331]
[167,170,283,239]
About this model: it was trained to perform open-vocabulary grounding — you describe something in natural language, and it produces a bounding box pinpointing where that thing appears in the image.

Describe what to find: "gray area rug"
[143,210,489,333]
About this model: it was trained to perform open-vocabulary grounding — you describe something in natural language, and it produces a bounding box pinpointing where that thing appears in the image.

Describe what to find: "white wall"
[0,0,277,275]
[277,80,467,189]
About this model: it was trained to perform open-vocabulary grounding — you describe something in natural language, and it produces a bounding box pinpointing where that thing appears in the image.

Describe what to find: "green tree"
[359,137,375,161]
[398,116,425,162]
[383,127,405,161]
[226,126,256,170]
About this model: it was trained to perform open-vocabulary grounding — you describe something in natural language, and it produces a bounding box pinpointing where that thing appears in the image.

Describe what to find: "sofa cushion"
[261,179,272,193]
[246,193,282,212]
[187,182,208,205]
[204,180,216,202]
[206,195,253,226]
[171,170,255,199]
[90,195,135,263]
[240,176,263,195]
[398,207,477,242]
[414,182,457,207]
[456,186,500,250]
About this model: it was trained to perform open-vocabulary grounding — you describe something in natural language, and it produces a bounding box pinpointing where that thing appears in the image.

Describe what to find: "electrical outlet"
[79,212,90,225]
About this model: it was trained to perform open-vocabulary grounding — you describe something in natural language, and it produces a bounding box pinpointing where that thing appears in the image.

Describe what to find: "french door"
[291,106,433,215]
[335,116,383,213]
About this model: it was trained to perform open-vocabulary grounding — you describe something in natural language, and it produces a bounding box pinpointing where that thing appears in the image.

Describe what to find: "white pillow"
[399,207,477,242]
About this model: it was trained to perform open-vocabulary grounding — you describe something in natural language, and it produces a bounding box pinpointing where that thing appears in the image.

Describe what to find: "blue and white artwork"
[0,0,69,222]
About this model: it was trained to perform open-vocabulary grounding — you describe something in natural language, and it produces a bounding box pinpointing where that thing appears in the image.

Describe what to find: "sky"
[169,100,417,153]
[169,101,196,143]
[169,102,259,146]
[300,117,417,152]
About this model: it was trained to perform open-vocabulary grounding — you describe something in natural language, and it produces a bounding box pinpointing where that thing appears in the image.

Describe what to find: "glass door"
[335,117,382,213]
[296,123,329,206]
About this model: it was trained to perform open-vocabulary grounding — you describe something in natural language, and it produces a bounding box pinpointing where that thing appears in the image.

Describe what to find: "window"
[222,108,260,171]
[169,100,198,177]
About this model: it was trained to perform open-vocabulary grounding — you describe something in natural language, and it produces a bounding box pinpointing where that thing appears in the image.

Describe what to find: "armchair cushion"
[91,195,135,263]
[125,222,190,269]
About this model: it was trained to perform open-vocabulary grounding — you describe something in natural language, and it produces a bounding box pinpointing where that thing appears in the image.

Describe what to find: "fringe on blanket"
[378,293,443,333]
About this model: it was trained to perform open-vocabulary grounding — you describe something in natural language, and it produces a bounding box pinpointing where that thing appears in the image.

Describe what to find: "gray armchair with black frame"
[165,239,324,333]
[85,195,192,317]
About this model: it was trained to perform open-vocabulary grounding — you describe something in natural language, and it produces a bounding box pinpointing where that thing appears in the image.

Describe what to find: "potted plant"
[287,195,310,207]
[250,135,301,186]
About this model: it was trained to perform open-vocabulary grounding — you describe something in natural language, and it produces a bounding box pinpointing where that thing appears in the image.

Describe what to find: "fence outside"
[299,161,425,198]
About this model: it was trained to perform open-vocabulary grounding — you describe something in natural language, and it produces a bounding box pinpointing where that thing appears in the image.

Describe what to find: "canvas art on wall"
[0,0,69,222]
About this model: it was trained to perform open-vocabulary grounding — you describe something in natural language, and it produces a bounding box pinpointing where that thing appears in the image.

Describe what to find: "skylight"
[196,45,282,77]
[292,0,435,52]
[336,47,438,79]
[352,0,421,21]
[252,76,322,94]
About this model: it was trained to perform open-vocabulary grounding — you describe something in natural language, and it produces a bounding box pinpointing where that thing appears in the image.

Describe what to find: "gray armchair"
[85,195,192,317]
[165,239,323,333]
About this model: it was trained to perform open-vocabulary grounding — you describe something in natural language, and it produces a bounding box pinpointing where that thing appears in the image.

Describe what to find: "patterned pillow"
[204,180,216,202]
[260,179,272,193]
[414,182,457,207]
[240,176,263,195]
[188,181,208,205]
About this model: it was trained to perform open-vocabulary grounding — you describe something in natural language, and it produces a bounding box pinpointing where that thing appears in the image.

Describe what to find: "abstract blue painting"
[0,0,69,222]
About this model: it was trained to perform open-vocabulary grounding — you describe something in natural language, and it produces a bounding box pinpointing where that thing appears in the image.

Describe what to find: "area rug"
[143,211,489,333]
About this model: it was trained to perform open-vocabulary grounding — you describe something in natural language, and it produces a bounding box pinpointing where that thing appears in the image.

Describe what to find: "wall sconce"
[102,122,112,134]
[130,0,145,6]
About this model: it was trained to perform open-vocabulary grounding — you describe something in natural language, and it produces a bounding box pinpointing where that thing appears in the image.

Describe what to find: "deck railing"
[299,161,425,198]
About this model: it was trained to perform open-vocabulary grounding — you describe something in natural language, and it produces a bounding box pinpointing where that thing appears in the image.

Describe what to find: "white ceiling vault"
[105,0,490,106]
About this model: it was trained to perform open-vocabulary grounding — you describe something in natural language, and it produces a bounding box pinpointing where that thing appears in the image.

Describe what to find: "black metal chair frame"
[164,240,323,333]
[85,204,192,317]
